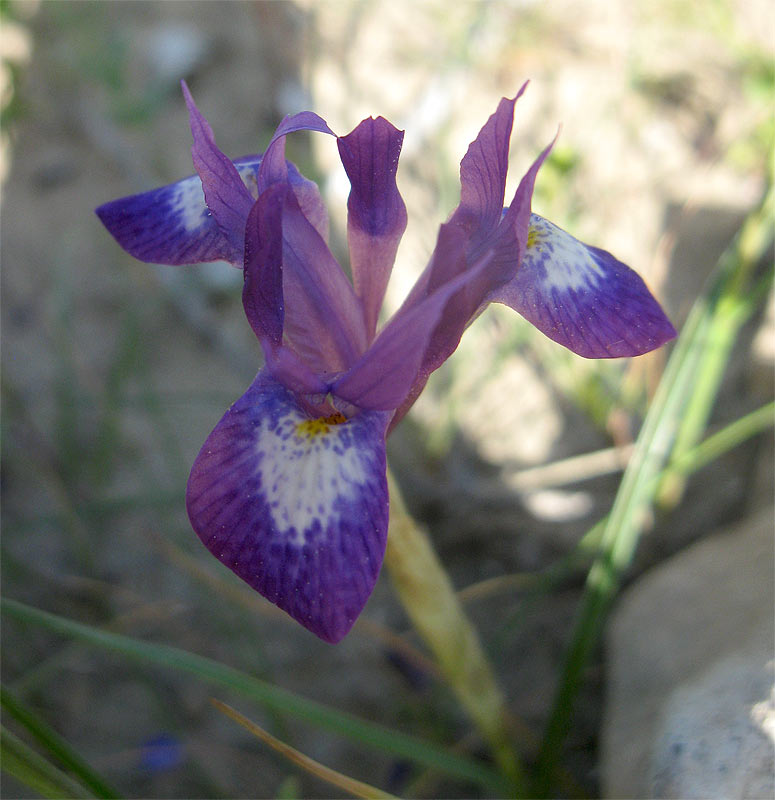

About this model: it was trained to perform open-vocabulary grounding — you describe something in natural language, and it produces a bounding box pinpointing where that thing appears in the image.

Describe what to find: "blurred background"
[2,1,772,797]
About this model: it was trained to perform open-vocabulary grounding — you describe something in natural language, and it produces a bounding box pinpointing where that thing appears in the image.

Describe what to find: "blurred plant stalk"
[384,468,525,794]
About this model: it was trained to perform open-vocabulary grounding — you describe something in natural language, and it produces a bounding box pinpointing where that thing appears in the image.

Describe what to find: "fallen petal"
[186,371,390,643]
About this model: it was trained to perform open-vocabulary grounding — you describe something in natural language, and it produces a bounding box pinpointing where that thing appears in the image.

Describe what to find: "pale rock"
[601,507,775,798]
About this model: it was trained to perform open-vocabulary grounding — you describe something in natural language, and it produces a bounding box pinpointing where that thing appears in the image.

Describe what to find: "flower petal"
[186,370,390,643]
[492,214,677,357]
[182,81,255,256]
[96,170,243,265]
[95,155,326,266]
[257,111,336,194]
[242,185,328,395]
[276,190,368,374]
[337,117,408,338]
[333,224,490,411]
[453,82,528,245]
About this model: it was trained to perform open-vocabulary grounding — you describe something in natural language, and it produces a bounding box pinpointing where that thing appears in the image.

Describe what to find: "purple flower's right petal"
[337,117,408,339]
[186,370,390,643]
[491,214,677,357]
[182,81,255,255]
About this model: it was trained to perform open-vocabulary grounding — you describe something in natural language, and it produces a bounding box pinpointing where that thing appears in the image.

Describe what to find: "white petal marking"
[525,213,605,292]
[256,409,372,546]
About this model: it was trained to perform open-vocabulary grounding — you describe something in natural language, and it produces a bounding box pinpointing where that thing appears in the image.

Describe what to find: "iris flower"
[97,82,675,642]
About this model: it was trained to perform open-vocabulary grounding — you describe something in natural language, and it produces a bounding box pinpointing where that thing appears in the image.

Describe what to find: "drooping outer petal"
[337,117,408,339]
[186,370,391,643]
[489,214,677,357]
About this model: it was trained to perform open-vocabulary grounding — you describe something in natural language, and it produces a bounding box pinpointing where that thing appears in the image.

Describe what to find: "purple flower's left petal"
[337,117,408,339]
[492,214,677,357]
[96,171,241,265]
[186,370,390,643]
[182,81,254,252]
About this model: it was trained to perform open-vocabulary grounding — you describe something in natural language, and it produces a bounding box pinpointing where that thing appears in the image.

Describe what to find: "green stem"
[384,468,525,795]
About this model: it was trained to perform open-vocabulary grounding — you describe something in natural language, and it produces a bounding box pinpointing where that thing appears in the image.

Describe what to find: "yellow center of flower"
[526,224,541,250]
[295,412,347,439]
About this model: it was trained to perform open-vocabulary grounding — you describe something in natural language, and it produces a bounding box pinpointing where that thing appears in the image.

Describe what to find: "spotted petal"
[492,214,677,357]
[186,370,390,643]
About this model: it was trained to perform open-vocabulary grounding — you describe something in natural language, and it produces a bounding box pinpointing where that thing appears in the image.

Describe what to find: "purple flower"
[96,81,675,643]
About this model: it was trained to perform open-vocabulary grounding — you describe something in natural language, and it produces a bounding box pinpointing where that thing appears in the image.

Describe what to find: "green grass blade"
[1,686,120,799]
[1,598,509,796]
[532,179,774,796]
[1,726,91,799]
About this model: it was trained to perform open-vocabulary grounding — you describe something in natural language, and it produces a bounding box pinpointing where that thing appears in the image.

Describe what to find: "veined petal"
[186,370,390,643]
[278,191,368,374]
[182,81,255,255]
[454,82,528,243]
[492,214,677,357]
[334,240,496,412]
[96,156,327,266]
[96,170,243,265]
[337,117,408,339]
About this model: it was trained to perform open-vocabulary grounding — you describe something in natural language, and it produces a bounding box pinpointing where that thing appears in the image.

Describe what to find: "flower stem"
[384,468,525,795]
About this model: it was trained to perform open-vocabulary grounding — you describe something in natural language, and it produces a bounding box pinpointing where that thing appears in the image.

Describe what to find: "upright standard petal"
[257,111,336,194]
[186,371,390,643]
[454,83,528,243]
[182,81,255,256]
[492,214,677,357]
[337,117,408,338]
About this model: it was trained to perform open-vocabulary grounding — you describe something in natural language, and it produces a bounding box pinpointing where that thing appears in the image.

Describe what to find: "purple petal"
[334,242,496,411]
[182,81,255,255]
[242,185,328,395]
[257,111,336,194]
[96,155,327,267]
[96,171,243,265]
[242,188,284,347]
[186,370,390,643]
[277,191,368,374]
[337,117,408,339]
[453,83,528,243]
[492,214,677,357]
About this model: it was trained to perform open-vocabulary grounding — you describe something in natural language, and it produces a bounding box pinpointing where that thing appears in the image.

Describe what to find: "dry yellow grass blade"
[210,699,399,800]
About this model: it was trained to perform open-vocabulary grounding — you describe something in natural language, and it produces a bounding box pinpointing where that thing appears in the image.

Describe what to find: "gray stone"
[601,507,775,798]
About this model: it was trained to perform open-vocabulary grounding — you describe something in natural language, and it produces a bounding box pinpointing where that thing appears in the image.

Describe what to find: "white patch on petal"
[525,213,605,292]
[171,174,209,232]
[255,408,370,546]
